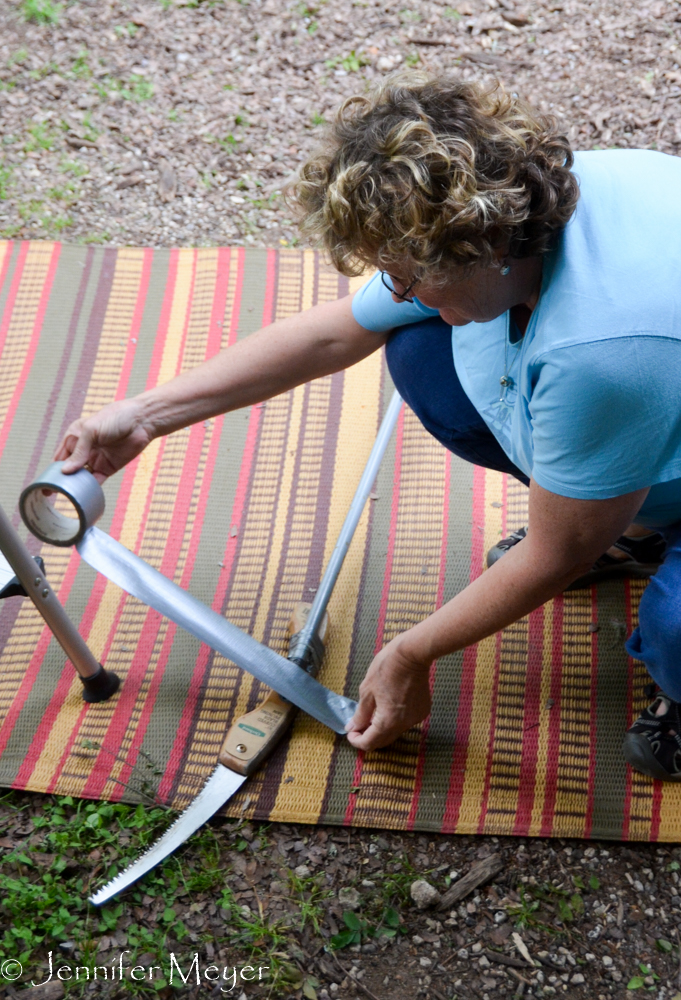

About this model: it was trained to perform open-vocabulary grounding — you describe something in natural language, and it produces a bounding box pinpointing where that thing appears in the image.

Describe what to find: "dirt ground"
[0,0,680,247]
[1,0,681,998]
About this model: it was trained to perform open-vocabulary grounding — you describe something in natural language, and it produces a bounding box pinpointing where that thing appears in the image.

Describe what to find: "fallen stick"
[436,853,504,911]
[484,950,532,969]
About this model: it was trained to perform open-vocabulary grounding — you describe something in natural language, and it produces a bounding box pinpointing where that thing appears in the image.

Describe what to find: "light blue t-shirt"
[352,150,681,527]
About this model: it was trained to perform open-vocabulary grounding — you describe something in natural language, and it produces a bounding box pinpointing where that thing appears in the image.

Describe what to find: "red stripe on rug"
[540,593,564,836]
[80,252,202,798]
[476,631,503,835]
[650,781,664,841]
[513,606,545,836]
[440,464,486,833]
[406,451,451,830]
[156,247,261,803]
[622,580,636,840]
[0,552,79,772]
[82,425,204,799]
[116,247,154,399]
[583,588,599,839]
[0,240,15,298]
[0,243,61,460]
[475,471,510,835]
[13,250,160,789]
[41,249,171,794]
[344,406,405,827]
[102,249,235,800]
[0,241,28,357]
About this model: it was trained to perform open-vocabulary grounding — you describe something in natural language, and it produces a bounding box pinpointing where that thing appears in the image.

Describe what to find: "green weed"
[444,5,462,17]
[8,48,29,66]
[0,163,13,200]
[405,51,420,67]
[27,61,58,80]
[21,0,62,24]
[24,122,55,152]
[286,871,333,933]
[81,112,100,143]
[507,876,598,933]
[114,22,139,38]
[311,112,326,126]
[325,50,369,73]
[70,49,92,79]
[80,232,111,244]
[59,158,89,178]
[399,8,421,22]
[330,906,402,950]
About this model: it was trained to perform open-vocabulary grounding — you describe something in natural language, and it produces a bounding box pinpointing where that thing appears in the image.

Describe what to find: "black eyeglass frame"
[380,271,419,302]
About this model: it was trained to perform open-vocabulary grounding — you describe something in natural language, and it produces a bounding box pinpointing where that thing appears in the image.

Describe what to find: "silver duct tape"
[20,462,105,546]
[20,467,357,734]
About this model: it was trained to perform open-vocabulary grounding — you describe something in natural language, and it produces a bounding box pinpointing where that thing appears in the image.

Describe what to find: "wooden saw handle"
[218,602,328,777]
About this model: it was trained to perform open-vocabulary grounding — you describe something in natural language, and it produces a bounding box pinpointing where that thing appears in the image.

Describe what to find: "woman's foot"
[486,526,665,590]
[623,694,681,781]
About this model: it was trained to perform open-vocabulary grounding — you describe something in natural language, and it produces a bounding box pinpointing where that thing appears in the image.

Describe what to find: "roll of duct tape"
[19,462,105,546]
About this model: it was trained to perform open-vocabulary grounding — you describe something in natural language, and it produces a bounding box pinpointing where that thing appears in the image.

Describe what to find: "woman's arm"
[345,479,650,750]
[56,294,385,477]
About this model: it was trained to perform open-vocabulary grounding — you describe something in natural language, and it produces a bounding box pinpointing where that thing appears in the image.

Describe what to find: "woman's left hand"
[344,638,432,751]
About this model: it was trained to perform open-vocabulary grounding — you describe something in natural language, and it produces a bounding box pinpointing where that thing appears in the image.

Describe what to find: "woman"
[56,76,681,780]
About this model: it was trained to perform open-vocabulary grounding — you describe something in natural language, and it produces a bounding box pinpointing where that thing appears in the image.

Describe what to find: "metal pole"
[289,389,403,665]
[0,503,119,701]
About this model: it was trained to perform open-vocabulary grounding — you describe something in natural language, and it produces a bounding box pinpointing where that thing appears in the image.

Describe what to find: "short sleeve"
[351,271,440,332]
[529,337,681,499]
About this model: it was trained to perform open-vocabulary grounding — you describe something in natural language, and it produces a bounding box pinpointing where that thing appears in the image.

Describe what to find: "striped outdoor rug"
[0,241,670,841]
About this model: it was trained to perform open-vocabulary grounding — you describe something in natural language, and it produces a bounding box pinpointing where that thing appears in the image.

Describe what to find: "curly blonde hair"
[290,74,579,280]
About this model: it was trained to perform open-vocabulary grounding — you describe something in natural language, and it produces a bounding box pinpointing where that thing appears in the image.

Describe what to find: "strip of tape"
[20,463,356,734]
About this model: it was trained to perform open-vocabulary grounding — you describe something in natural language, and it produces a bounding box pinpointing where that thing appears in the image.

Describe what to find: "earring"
[500,264,511,276]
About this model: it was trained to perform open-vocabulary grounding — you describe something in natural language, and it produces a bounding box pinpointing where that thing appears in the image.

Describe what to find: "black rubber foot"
[81,665,121,703]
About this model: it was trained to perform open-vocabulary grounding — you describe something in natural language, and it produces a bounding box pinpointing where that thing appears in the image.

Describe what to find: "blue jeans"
[386,317,677,703]
[385,317,529,485]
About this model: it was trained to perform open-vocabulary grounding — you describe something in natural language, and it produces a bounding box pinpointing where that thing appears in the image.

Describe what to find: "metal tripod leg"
[0,503,120,702]
[289,389,404,668]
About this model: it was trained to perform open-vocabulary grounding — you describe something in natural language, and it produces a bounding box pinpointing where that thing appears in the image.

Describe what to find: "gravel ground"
[2,1,681,998]
[0,0,679,247]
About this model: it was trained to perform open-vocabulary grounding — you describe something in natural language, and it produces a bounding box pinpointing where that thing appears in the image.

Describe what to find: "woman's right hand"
[54,398,155,480]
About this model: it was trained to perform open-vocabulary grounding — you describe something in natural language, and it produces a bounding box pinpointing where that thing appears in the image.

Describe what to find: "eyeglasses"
[381,271,419,303]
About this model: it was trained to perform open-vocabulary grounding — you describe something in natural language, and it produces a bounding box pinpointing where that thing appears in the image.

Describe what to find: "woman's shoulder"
[533,149,681,351]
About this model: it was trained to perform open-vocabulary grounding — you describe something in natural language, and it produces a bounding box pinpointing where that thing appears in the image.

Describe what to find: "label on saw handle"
[219,691,296,775]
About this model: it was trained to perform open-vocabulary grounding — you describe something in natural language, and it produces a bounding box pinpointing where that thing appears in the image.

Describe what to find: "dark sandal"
[486,526,665,590]
[622,695,681,782]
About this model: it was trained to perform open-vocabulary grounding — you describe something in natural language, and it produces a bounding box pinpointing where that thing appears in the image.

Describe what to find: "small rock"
[501,8,530,25]
[457,948,469,960]
[158,158,177,202]
[419,957,432,967]
[22,983,65,1000]
[338,886,361,911]
[602,955,613,967]
[571,973,585,984]
[294,864,311,878]
[410,879,442,910]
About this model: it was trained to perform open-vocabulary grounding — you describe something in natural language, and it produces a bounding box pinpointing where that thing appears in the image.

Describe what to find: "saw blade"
[89,766,246,906]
